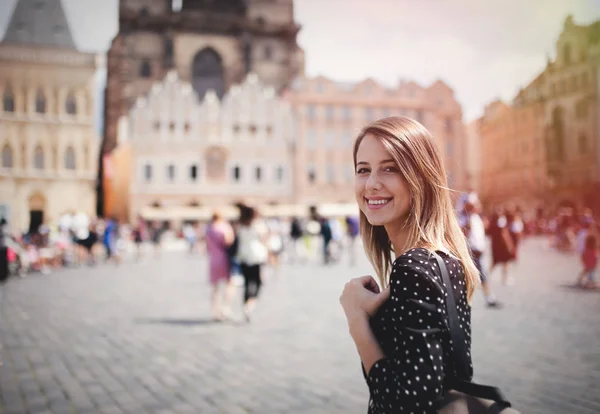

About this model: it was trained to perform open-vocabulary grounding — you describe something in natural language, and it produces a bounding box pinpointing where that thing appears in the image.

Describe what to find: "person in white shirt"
[463,202,500,308]
[236,206,268,322]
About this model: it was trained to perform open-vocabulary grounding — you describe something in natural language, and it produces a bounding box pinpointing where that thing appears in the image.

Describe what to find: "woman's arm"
[360,258,449,413]
[349,317,385,375]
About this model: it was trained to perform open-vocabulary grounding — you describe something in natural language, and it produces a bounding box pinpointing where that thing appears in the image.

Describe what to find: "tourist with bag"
[339,116,518,413]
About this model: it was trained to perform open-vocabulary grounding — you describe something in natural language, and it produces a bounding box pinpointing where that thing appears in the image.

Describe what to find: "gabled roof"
[1,0,76,49]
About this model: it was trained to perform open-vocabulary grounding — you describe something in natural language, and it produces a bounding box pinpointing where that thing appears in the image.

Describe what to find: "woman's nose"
[365,172,382,191]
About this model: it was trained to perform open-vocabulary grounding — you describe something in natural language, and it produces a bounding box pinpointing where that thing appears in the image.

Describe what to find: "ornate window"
[308,165,316,184]
[167,164,175,181]
[35,89,46,114]
[33,146,44,170]
[140,59,152,78]
[64,146,76,170]
[65,93,77,115]
[144,164,152,182]
[563,43,571,65]
[190,164,198,181]
[275,166,284,183]
[264,45,273,60]
[1,145,13,168]
[3,87,15,112]
[232,165,241,182]
[255,166,262,182]
[191,48,224,99]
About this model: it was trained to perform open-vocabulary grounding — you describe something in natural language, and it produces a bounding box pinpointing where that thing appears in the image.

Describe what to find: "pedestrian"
[488,208,515,285]
[320,216,333,265]
[345,215,360,266]
[576,233,598,289]
[507,207,524,264]
[463,202,500,307]
[289,216,304,264]
[236,206,268,322]
[205,212,235,321]
[339,116,481,412]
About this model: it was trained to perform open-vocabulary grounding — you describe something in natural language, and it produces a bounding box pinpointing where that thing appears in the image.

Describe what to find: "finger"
[356,275,377,287]
[361,276,380,294]
[374,287,391,307]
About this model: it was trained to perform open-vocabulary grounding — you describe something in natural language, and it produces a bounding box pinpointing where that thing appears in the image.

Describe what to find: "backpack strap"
[432,252,512,408]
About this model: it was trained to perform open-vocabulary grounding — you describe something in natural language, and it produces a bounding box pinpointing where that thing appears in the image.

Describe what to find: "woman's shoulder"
[391,248,464,291]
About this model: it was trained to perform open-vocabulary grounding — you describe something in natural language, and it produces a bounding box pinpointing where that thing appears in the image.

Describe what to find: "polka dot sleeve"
[366,253,450,413]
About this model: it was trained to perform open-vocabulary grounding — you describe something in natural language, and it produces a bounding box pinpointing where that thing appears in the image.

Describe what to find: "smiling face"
[354,134,412,230]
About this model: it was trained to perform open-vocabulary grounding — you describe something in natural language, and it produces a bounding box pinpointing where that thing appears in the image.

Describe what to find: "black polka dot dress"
[363,248,473,413]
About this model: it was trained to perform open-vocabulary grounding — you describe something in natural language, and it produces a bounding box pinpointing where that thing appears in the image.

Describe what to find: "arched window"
[33,146,44,170]
[140,59,152,78]
[64,146,76,170]
[191,48,224,99]
[35,89,46,114]
[65,93,77,115]
[1,145,13,168]
[3,87,15,112]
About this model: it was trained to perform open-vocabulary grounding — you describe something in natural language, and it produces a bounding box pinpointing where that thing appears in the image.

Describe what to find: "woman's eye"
[383,166,397,173]
[356,168,369,174]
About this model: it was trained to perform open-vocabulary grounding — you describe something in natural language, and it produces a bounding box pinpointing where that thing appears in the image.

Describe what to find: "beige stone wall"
[0,45,99,231]
[285,76,468,205]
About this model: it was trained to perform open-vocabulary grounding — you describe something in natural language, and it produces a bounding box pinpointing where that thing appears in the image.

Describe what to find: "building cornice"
[0,45,98,68]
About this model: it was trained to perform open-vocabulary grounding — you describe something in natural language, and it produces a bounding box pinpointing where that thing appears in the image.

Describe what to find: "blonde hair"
[353,116,479,301]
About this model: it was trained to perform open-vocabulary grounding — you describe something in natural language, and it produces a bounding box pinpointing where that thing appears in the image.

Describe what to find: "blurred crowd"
[0,196,598,297]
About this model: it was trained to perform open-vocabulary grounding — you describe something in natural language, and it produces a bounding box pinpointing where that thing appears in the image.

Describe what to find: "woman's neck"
[385,221,411,257]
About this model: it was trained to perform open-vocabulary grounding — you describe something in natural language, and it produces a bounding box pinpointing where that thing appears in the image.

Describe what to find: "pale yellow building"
[285,76,469,206]
[0,0,99,232]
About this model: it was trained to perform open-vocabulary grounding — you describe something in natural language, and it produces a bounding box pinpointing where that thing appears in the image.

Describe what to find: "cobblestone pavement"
[0,237,599,414]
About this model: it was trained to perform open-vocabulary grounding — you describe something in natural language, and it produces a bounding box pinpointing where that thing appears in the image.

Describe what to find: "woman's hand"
[340,276,390,326]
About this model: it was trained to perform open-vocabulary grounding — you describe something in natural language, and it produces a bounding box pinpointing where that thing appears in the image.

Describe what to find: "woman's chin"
[362,211,389,227]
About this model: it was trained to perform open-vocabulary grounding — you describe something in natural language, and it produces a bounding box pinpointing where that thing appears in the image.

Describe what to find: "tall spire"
[1,0,76,49]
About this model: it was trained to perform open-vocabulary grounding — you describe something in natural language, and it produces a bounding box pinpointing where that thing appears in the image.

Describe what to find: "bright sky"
[1,0,599,121]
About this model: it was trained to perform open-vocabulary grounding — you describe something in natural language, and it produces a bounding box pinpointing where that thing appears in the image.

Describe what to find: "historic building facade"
[109,71,294,222]
[100,0,304,215]
[285,76,469,205]
[479,16,600,212]
[0,0,99,232]
[479,95,547,209]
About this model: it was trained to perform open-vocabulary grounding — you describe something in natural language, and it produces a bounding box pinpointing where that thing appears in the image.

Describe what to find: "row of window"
[2,87,78,115]
[1,145,77,170]
[305,129,354,149]
[142,164,287,184]
[146,122,275,136]
[306,164,354,185]
[304,105,426,123]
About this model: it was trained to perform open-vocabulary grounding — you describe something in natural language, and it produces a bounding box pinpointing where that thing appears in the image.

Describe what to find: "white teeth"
[368,199,390,205]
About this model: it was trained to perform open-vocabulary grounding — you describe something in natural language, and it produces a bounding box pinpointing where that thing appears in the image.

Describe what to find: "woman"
[236,206,268,322]
[488,208,515,285]
[205,212,235,321]
[339,117,480,413]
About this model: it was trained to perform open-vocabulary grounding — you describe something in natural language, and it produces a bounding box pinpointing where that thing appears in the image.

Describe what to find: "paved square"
[1,238,599,413]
